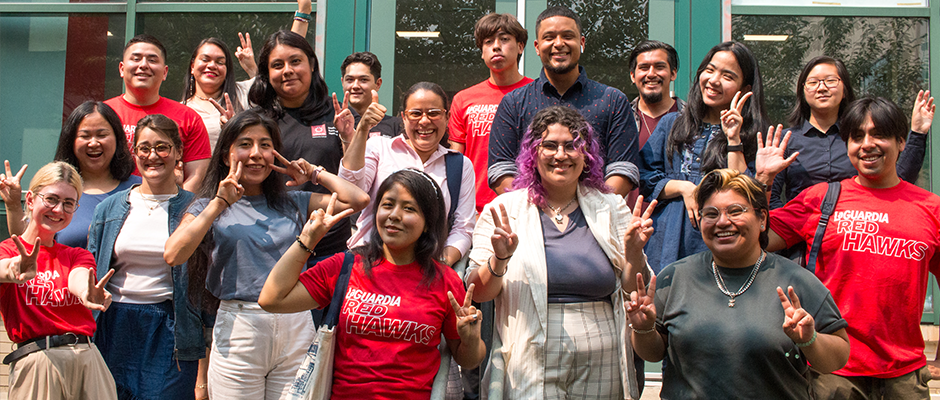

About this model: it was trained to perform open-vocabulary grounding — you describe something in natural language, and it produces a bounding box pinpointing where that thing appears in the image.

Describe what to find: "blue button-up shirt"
[487,66,639,187]
[770,119,926,209]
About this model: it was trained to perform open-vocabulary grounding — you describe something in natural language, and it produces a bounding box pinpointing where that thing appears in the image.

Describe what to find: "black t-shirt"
[655,252,847,400]
[278,108,350,256]
[351,108,401,138]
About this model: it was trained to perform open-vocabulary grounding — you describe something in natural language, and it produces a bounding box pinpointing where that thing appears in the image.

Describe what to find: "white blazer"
[468,185,647,400]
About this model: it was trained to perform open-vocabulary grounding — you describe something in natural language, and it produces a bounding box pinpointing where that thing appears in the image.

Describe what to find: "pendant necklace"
[547,197,577,224]
[712,250,764,308]
[139,193,173,216]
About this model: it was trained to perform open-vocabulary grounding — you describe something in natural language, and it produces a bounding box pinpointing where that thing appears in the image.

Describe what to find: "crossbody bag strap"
[323,251,355,328]
[806,182,841,274]
[444,152,462,233]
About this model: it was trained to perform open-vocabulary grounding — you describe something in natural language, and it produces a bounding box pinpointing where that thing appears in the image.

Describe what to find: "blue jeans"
[95,301,199,400]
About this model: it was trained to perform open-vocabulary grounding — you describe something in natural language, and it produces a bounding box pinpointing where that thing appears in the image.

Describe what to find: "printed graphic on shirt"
[465,104,498,137]
[342,288,436,345]
[833,210,928,260]
[310,124,340,139]
[21,270,82,307]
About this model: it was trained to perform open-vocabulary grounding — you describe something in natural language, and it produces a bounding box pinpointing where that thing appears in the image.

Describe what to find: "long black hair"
[787,55,855,128]
[182,38,244,114]
[352,169,447,286]
[187,109,305,312]
[54,101,135,181]
[666,41,768,172]
[248,30,332,124]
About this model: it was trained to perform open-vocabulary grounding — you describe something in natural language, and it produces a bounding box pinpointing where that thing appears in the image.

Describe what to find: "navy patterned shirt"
[487,66,639,187]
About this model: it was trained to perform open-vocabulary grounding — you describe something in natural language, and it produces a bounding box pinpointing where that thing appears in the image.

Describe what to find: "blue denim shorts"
[94,300,199,400]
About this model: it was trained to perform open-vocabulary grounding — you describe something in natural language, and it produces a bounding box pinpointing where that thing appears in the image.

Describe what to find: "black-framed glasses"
[34,192,78,214]
[539,140,578,155]
[134,143,173,158]
[804,77,841,91]
[403,109,446,121]
[699,204,749,223]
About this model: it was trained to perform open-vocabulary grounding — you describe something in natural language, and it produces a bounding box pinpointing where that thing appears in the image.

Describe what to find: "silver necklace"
[712,251,764,308]
[547,197,577,224]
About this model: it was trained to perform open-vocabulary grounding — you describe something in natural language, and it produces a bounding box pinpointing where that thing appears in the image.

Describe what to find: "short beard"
[543,62,577,76]
[640,90,664,105]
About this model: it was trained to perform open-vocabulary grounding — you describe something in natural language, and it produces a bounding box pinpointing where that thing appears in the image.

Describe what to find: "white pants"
[208,300,317,400]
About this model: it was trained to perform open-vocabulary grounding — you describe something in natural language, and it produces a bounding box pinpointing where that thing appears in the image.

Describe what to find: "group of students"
[0,4,938,400]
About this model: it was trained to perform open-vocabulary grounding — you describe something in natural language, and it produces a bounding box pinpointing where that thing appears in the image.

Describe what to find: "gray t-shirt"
[189,192,309,302]
[655,252,847,400]
[542,207,617,303]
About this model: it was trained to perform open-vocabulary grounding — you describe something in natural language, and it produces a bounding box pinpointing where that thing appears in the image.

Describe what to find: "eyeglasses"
[804,77,841,91]
[539,140,578,156]
[404,109,446,121]
[699,204,749,223]
[34,192,78,214]
[134,143,173,158]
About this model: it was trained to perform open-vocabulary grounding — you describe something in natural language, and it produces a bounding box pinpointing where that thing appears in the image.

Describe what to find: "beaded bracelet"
[295,236,316,255]
[794,330,817,348]
[629,323,656,335]
[487,258,506,278]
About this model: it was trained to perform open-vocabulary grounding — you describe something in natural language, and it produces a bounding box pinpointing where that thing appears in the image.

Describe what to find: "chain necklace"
[194,94,222,103]
[139,193,173,216]
[712,251,764,308]
[546,197,577,224]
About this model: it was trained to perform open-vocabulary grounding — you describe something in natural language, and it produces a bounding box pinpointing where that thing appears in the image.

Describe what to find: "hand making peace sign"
[720,91,753,145]
[448,283,482,342]
[6,235,39,284]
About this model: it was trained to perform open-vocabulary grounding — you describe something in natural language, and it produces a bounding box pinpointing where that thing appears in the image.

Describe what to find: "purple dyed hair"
[512,106,610,207]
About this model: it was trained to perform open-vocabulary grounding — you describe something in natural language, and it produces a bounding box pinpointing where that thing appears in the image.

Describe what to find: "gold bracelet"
[629,323,656,335]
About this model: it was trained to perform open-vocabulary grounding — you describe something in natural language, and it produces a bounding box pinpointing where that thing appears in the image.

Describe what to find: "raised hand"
[356,90,387,133]
[235,32,258,78]
[489,203,517,260]
[333,92,355,143]
[778,286,816,345]
[209,93,235,126]
[7,235,39,283]
[299,193,355,246]
[217,153,245,206]
[912,90,936,134]
[626,273,657,331]
[448,283,482,341]
[720,91,752,145]
[624,195,657,255]
[82,269,115,312]
[0,161,26,205]
[270,150,313,187]
[755,125,799,185]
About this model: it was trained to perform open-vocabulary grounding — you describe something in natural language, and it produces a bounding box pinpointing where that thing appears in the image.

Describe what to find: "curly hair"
[512,106,610,207]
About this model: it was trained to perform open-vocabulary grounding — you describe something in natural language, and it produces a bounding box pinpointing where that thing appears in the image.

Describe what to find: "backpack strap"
[806,182,841,274]
[323,251,355,328]
[444,152,463,232]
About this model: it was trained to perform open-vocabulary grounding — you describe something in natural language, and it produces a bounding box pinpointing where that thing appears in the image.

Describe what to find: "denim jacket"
[86,186,205,361]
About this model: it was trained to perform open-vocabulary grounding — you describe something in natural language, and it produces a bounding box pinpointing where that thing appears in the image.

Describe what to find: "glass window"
[733,15,930,187]
[0,13,126,184]
[392,0,496,113]
[547,0,649,99]
[138,12,307,101]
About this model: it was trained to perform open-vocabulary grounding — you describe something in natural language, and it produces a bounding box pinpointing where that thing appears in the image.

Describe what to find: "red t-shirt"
[105,96,212,167]
[449,77,534,212]
[0,239,97,343]
[770,178,940,378]
[299,253,465,399]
